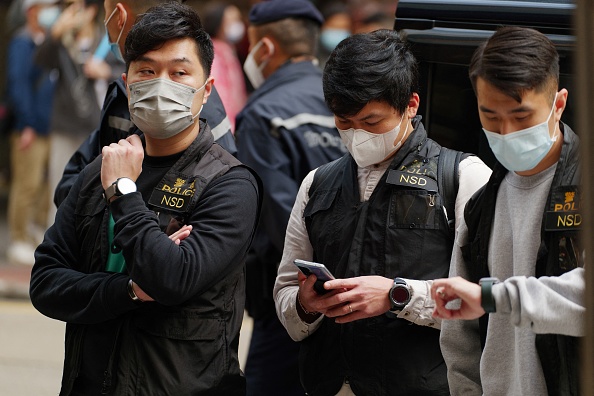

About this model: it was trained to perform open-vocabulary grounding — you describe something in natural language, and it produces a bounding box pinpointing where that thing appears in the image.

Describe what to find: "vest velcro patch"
[149,173,197,214]
[386,170,438,192]
[545,186,581,231]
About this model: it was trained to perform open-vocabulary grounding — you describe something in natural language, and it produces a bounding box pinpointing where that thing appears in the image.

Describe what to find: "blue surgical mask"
[483,94,558,172]
[104,6,126,63]
[38,6,60,31]
[320,29,350,52]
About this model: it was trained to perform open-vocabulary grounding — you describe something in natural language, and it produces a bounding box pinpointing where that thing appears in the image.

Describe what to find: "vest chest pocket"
[388,189,441,230]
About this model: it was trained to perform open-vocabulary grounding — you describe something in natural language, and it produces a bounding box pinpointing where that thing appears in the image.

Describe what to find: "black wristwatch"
[389,277,412,311]
[104,177,137,203]
[479,277,499,313]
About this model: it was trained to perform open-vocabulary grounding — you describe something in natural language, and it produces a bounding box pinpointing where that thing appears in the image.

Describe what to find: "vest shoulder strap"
[437,147,468,231]
[309,155,350,197]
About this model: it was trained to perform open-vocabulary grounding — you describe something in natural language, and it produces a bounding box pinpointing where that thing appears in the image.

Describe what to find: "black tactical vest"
[61,123,254,396]
[462,123,582,396]
[300,121,451,396]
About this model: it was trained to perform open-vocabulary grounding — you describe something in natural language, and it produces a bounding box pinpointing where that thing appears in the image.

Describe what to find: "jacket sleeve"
[111,167,260,306]
[30,166,138,324]
[439,218,484,394]
[273,169,323,341]
[236,108,299,254]
[7,37,37,131]
[53,128,101,207]
[493,268,585,336]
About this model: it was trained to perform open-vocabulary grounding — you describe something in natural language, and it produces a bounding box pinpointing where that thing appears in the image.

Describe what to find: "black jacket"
[31,123,261,395]
[300,120,450,396]
[54,77,237,207]
[462,123,582,396]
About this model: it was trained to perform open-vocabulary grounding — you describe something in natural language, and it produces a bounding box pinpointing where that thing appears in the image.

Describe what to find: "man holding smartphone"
[274,30,491,395]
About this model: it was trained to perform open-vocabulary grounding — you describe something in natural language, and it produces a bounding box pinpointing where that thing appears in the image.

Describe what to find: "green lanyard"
[105,213,127,273]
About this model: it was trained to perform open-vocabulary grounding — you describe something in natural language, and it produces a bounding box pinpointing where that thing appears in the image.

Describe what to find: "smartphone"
[294,259,335,294]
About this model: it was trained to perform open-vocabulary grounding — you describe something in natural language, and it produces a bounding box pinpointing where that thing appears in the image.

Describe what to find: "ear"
[554,88,568,122]
[260,37,276,60]
[115,3,128,31]
[202,77,214,104]
[407,93,420,118]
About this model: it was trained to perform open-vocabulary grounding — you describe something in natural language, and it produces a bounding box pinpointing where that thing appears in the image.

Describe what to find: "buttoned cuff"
[395,279,441,329]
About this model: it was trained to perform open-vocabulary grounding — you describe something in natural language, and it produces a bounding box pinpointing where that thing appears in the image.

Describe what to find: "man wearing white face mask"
[30,3,261,394]
[235,1,346,395]
[52,0,238,208]
[273,29,491,395]
[433,27,584,396]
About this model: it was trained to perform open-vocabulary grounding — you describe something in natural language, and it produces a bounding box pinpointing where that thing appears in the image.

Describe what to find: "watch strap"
[104,182,118,203]
[127,279,143,302]
[480,277,499,313]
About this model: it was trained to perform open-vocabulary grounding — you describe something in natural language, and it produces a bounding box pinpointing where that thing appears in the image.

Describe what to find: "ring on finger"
[348,304,353,313]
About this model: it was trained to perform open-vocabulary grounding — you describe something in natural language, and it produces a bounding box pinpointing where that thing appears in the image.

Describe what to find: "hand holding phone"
[294,259,335,294]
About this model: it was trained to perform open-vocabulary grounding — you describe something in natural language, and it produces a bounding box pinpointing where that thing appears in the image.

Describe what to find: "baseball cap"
[249,0,324,26]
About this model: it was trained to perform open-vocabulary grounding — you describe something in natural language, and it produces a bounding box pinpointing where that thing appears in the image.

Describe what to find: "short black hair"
[124,2,214,77]
[255,17,320,58]
[323,29,418,118]
[469,26,559,103]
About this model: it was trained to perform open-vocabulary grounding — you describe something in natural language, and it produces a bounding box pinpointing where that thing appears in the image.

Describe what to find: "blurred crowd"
[0,1,393,395]
[0,0,394,267]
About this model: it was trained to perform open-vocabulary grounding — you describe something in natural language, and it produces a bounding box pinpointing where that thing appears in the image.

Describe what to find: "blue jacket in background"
[6,28,55,135]
[235,60,346,317]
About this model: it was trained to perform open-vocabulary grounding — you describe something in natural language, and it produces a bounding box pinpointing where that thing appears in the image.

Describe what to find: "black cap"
[249,0,324,26]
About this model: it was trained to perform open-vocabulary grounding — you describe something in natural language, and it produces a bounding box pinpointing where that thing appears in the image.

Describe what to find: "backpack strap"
[437,147,467,231]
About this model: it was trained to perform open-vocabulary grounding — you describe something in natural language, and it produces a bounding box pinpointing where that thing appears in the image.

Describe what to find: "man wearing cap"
[5,0,57,265]
[235,0,345,394]
[53,0,237,207]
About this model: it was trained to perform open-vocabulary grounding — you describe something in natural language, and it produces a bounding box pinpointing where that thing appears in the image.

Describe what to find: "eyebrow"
[134,55,193,65]
[479,105,532,114]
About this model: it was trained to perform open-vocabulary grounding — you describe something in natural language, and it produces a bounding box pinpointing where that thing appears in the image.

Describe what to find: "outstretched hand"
[431,277,484,320]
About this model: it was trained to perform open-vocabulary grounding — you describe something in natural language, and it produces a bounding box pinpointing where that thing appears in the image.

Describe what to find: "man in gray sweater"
[432,27,584,395]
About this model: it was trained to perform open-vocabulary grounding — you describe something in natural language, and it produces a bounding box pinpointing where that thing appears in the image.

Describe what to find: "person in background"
[35,0,124,225]
[235,0,345,394]
[5,0,57,266]
[53,0,237,208]
[203,2,248,133]
[29,3,261,394]
[317,1,351,68]
[349,0,394,34]
[435,26,583,396]
[274,29,491,395]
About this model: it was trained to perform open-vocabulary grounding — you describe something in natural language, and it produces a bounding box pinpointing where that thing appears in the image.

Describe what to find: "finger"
[297,271,307,283]
[324,278,357,290]
[127,134,143,148]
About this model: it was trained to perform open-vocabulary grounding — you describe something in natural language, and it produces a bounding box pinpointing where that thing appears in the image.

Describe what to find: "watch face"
[117,178,137,194]
[391,286,409,304]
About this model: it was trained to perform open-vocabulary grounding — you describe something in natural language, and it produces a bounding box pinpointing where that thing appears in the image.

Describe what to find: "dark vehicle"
[394,0,575,166]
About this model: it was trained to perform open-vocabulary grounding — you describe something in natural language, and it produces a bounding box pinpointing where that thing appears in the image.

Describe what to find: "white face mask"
[243,40,273,89]
[128,78,207,139]
[225,21,245,44]
[338,112,408,168]
[483,94,558,172]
